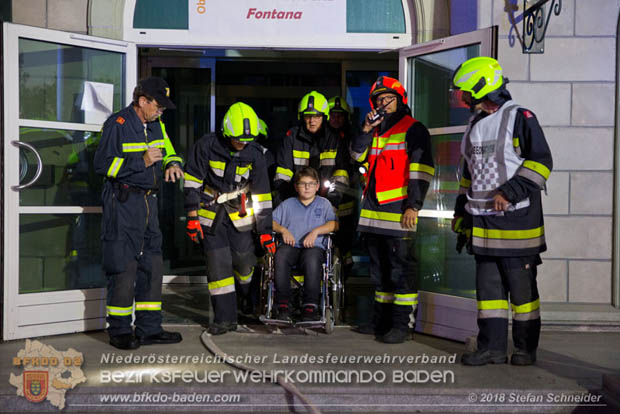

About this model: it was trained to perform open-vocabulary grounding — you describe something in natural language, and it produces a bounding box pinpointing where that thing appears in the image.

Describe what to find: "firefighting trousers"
[365,234,418,331]
[274,244,325,306]
[475,255,541,353]
[335,212,356,270]
[101,181,164,337]
[202,214,256,324]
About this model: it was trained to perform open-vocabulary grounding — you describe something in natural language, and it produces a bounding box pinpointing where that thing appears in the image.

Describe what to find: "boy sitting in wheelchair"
[272,166,338,322]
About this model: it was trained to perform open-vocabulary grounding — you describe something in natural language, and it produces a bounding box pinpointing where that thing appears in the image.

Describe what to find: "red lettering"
[246,8,303,20]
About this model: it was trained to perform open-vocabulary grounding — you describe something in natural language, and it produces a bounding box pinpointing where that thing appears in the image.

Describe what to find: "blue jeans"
[274,244,324,306]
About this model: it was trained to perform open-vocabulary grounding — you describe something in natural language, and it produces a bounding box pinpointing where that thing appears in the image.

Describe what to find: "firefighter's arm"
[157,119,183,183]
[272,132,295,205]
[405,122,435,211]
[250,149,273,235]
[94,118,146,179]
[350,131,372,164]
[498,109,553,204]
[183,136,210,213]
[274,132,295,185]
[454,161,471,217]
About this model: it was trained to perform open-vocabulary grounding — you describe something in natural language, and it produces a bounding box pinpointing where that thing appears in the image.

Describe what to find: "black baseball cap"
[139,77,176,109]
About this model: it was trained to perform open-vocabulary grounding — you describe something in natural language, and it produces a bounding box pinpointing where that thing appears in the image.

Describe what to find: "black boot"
[352,302,392,339]
[207,321,237,335]
[461,349,507,366]
[381,328,412,344]
[137,330,182,345]
[379,303,414,344]
[110,333,140,350]
[511,349,536,366]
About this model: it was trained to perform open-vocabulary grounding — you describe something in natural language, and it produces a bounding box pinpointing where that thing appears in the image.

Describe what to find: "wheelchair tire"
[331,258,344,325]
[324,308,334,334]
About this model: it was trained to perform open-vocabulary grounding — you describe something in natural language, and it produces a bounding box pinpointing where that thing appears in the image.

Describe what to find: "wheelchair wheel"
[331,256,344,325]
[324,307,334,334]
[258,256,274,318]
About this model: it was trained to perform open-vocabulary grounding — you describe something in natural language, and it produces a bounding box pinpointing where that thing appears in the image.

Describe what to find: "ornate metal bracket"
[506,0,562,54]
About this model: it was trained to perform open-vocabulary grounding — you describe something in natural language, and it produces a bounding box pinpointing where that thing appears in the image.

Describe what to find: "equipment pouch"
[116,184,130,203]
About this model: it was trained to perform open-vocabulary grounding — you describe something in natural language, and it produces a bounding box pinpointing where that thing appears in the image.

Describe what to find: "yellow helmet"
[452,57,506,101]
[328,96,351,120]
[258,118,268,139]
[221,102,259,142]
[298,91,330,120]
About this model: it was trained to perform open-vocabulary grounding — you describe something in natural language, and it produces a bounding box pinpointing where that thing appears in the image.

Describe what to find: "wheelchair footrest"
[259,315,294,327]
[293,318,326,328]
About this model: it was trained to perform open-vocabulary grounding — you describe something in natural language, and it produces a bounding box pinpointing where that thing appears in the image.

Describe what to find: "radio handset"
[368,97,395,123]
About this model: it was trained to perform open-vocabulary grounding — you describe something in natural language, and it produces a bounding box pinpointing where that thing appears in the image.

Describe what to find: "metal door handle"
[12,140,43,191]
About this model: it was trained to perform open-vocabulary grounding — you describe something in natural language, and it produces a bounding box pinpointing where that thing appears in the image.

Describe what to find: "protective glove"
[260,234,276,255]
[186,218,204,244]
[452,214,472,254]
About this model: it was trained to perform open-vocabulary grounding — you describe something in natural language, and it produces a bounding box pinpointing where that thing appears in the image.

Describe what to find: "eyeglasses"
[375,95,397,105]
[296,181,318,188]
[148,99,166,111]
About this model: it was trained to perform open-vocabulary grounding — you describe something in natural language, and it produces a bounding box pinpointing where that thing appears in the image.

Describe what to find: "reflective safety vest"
[462,101,529,215]
[365,116,417,204]
[459,102,552,256]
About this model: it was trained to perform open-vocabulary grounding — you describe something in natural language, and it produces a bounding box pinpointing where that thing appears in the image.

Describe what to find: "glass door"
[2,23,136,340]
[399,27,497,341]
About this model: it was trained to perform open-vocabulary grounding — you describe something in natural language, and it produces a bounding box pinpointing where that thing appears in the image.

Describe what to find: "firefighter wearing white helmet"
[273,91,348,207]
[183,102,274,335]
[451,57,553,366]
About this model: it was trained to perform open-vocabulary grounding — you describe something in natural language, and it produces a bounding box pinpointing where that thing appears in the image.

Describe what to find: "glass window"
[407,44,479,128]
[20,214,105,293]
[18,128,103,207]
[416,218,475,298]
[423,133,465,212]
[134,0,189,29]
[19,39,124,122]
[347,0,406,33]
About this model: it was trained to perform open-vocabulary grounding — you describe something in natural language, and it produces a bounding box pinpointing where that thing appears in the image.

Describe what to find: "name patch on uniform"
[116,116,125,125]
[470,143,495,157]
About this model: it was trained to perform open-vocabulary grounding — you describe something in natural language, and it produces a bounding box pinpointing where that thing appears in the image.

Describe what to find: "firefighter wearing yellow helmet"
[326,96,360,278]
[183,102,274,335]
[350,76,435,344]
[273,91,347,207]
[451,57,553,366]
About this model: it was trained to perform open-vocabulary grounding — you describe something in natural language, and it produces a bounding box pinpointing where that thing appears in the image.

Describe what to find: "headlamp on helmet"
[221,102,260,142]
[298,91,330,120]
[328,96,351,120]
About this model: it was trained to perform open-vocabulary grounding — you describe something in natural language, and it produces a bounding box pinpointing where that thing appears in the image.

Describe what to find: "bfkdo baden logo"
[24,371,49,402]
[9,340,86,410]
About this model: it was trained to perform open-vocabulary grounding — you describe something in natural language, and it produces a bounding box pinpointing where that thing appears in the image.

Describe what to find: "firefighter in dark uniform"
[451,57,553,366]
[184,102,275,335]
[273,91,348,208]
[327,96,360,277]
[350,76,434,344]
[94,77,183,350]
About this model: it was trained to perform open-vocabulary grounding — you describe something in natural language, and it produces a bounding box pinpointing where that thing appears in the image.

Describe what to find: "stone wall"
[12,0,88,33]
[479,0,619,304]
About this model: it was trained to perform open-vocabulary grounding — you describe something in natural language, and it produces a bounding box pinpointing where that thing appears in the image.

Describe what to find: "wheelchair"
[258,233,344,333]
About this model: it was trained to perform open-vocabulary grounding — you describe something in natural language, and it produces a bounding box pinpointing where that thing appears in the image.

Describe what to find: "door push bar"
[11,140,43,191]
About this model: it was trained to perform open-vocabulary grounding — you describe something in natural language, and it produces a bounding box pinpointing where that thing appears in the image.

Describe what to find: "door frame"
[399,27,497,342]
[2,22,136,340]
